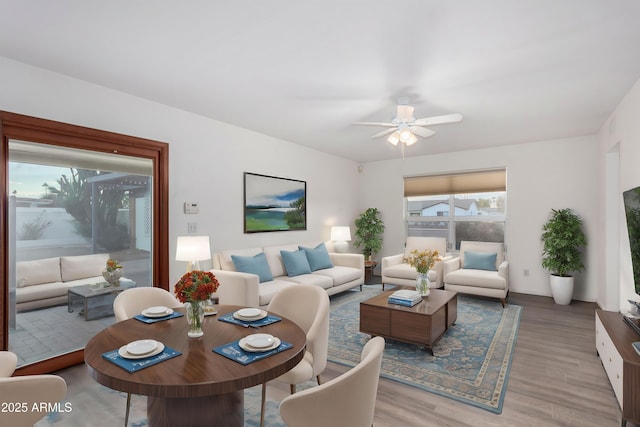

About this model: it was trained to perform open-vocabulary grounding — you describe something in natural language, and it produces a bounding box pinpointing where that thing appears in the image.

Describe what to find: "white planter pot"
[549,275,574,305]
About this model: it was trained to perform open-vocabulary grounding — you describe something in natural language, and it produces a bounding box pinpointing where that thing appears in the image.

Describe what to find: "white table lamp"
[176,235,211,272]
[331,226,351,253]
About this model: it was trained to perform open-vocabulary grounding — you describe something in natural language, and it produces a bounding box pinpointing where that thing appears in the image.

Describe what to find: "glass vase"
[416,272,430,296]
[186,301,205,338]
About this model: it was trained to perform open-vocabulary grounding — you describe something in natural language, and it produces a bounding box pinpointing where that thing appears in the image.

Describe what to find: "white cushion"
[263,244,298,278]
[14,282,66,303]
[404,237,447,259]
[381,263,417,280]
[255,279,297,306]
[16,257,61,287]
[284,274,334,290]
[60,253,109,282]
[312,266,362,286]
[445,268,506,290]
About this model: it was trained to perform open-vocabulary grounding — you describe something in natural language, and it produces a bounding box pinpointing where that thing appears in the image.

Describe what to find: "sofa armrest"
[443,257,461,278]
[498,261,509,286]
[329,253,364,270]
[210,269,261,307]
[381,253,405,269]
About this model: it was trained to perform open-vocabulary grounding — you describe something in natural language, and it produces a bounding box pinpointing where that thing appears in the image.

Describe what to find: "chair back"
[459,241,505,269]
[280,336,385,427]
[404,237,447,258]
[0,351,67,426]
[267,284,330,377]
[113,287,181,321]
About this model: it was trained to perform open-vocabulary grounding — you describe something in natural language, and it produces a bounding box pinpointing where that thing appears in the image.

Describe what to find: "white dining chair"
[112,286,181,425]
[279,336,385,427]
[260,283,330,427]
[0,351,67,426]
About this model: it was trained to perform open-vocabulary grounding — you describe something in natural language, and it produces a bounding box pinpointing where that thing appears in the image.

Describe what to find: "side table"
[364,261,378,286]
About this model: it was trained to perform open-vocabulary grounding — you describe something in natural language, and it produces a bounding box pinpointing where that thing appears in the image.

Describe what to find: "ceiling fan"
[353,104,463,146]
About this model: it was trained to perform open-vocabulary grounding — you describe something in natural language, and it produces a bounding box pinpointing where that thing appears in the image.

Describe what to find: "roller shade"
[404,169,506,197]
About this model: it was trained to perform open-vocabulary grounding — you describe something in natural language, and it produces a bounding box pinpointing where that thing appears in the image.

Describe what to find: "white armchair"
[381,237,450,290]
[443,241,509,307]
[0,351,67,426]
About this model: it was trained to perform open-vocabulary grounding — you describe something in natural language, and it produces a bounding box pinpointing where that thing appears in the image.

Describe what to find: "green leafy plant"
[354,207,385,259]
[541,208,587,277]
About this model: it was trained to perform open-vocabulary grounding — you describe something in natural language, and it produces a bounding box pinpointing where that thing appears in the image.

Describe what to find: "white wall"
[0,57,360,285]
[358,136,599,301]
[598,76,640,313]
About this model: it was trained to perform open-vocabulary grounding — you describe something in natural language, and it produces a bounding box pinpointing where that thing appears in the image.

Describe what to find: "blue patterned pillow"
[299,243,334,271]
[463,251,497,271]
[281,250,312,277]
[231,253,273,283]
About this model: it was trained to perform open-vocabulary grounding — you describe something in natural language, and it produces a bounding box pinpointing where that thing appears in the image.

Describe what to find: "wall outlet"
[187,222,197,233]
[523,269,530,277]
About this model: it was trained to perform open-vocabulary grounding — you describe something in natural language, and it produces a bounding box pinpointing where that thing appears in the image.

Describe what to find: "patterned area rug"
[328,287,521,414]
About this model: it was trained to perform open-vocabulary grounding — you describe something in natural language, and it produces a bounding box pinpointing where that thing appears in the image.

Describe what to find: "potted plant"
[354,207,385,261]
[541,208,587,305]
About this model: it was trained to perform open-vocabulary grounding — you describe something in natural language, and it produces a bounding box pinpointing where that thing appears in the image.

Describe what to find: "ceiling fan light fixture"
[405,133,418,145]
[399,128,414,143]
[387,131,400,146]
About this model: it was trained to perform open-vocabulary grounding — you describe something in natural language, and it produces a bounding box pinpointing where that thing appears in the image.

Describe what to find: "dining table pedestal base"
[147,391,243,427]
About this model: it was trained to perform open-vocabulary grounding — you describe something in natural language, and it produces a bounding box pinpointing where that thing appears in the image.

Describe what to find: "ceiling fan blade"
[352,121,396,127]
[371,128,398,138]
[413,113,463,126]
[409,126,436,138]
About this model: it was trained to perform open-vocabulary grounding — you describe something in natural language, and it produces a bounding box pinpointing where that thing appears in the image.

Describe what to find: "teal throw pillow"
[299,243,334,271]
[463,251,498,271]
[231,253,273,283]
[281,250,312,277]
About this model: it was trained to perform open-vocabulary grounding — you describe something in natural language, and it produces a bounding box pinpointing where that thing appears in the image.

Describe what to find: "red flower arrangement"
[174,270,220,303]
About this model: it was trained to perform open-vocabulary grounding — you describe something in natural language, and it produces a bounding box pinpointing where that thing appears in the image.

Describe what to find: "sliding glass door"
[0,111,169,374]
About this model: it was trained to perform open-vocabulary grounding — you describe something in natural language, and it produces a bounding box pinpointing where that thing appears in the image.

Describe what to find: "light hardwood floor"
[47,288,633,427]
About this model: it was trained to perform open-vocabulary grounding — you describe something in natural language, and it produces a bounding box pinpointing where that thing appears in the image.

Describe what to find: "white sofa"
[211,242,364,307]
[15,253,116,311]
[443,241,509,307]
[381,237,451,290]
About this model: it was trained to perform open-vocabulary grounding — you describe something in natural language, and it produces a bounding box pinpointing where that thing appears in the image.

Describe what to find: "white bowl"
[244,333,275,348]
[237,308,261,318]
[146,306,169,315]
[126,339,157,355]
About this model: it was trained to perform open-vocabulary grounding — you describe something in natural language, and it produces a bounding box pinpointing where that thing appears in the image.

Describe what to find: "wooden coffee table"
[359,287,457,351]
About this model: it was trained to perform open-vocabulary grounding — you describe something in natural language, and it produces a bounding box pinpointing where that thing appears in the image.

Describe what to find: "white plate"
[244,333,275,348]
[233,309,267,321]
[147,305,169,315]
[126,339,158,355]
[239,336,281,353]
[204,306,217,316]
[119,342,165,359]
[237,308,261,318]
[142,308,174,318]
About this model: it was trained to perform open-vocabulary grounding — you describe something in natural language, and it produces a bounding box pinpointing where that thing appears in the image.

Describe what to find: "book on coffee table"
[388,289,422,307]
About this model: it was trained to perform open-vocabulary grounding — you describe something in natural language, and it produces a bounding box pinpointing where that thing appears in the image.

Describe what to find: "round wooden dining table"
[84,305,306,427]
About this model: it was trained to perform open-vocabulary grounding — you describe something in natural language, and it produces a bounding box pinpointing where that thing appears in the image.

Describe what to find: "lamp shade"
[176,236,211,262]
[331,226,351,242]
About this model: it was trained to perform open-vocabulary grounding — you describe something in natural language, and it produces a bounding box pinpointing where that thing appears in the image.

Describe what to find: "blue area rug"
[328,287,521,414]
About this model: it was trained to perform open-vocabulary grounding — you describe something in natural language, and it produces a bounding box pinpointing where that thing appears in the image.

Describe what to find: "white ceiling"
[1,1,640,163]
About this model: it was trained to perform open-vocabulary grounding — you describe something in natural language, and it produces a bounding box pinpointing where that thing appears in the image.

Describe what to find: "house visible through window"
[404,169,507,250]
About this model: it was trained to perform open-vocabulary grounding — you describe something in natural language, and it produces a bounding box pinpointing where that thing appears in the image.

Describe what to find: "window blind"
[404,169,506,197]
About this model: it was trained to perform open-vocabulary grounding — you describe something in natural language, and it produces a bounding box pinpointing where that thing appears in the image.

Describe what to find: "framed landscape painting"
[244,172,306,233]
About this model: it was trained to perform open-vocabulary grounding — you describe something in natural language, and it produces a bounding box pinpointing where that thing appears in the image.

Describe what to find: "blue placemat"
[218,313,281,327]
[213,340,292,365]
[102,346,182,373]
[134,311,184,324]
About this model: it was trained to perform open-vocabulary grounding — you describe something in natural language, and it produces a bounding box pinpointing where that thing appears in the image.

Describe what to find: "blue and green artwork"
[244,173,306,233]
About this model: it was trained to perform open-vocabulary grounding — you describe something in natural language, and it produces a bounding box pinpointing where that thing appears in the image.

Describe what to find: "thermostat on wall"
[184,202,199,214]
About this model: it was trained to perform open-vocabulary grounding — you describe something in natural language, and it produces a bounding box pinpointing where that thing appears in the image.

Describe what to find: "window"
[404,170,506,250]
